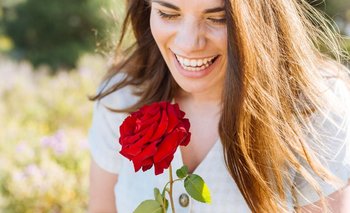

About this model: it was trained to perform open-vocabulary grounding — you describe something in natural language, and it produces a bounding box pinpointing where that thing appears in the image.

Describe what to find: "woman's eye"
[157,10,179,20]
[208,17,227,25]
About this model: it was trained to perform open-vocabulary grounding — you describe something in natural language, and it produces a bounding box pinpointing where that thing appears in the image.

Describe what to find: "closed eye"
[208,17,226,25]
[157,10,180,20]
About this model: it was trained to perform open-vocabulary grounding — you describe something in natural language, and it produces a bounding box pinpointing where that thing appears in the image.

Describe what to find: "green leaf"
[176,165,189,178]
[184,174,211,203]
[133,200,163,213]
[154,187,168,211]
[154,188,162,203]
[164,198,169,210]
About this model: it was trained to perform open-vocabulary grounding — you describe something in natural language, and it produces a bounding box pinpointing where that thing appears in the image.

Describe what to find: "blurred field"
[0,54,107,212]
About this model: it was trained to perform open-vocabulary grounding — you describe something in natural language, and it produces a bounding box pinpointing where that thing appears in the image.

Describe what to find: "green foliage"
[0,54,106,212]
[310,0,350,19]
[176,165,189,179]
[1,0,115,69]
[308,0,350,34]
[133,200,163,213]
[184,174,211,203]
[154,187,168,211]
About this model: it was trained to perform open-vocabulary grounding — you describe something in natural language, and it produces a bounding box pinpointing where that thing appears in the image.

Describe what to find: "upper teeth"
[175,54,216,67]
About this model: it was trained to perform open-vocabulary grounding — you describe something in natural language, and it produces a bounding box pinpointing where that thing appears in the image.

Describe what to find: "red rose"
[119,101,191,175]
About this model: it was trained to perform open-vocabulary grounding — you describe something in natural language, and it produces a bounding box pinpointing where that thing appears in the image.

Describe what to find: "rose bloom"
[119,101,191,175]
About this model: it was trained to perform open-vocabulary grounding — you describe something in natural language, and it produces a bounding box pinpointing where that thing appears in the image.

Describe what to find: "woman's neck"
[175,90,222,117]
[176,89,222,108]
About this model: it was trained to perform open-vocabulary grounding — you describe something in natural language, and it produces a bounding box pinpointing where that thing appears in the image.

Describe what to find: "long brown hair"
[90,0,350,211]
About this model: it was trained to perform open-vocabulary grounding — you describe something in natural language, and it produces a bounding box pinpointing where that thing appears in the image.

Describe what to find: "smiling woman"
[150,0,227,100]
[88,0,350,212]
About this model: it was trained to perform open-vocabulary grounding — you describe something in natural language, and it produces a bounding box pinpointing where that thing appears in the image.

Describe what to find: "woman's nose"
[173,18,206,53]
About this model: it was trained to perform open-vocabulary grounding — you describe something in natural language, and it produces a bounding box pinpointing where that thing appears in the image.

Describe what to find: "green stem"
[161,196,166,213]
[168,164,176,213]
[162,178,183,193]
[172,178,183,182]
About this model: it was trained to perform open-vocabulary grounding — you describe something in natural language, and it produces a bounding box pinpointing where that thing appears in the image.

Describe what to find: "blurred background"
[0,0,349,212]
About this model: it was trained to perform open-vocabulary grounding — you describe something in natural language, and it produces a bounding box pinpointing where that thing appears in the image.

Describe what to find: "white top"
[88,75,350,212]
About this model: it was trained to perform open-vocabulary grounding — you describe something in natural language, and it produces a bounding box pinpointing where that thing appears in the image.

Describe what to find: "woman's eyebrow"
[151,0,225,13]
[152,0,180,11]
[204,7,225,14]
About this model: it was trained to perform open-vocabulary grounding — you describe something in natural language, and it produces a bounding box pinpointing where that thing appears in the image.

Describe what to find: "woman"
[88,0,350,212]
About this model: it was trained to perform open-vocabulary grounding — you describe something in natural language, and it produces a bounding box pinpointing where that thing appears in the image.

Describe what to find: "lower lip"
[172,53,220,78]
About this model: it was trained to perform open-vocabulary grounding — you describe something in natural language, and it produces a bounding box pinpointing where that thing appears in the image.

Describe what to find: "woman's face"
[150,0,227,99]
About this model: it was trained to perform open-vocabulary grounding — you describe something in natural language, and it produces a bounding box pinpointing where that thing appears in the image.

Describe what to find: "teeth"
[196,59,203,66]
[190,60,197,67]
[175,54,217,71]
[178,57,183,64]
[183,58,190,66]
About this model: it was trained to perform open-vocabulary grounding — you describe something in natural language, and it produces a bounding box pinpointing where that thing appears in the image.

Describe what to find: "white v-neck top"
[88,75,350,212]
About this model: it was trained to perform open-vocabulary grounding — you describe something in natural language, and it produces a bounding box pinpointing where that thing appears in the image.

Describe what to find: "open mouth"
[174,53,220,72]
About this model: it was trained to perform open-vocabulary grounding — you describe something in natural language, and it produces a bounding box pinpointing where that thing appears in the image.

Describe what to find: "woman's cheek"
[150,13,176,45]
[207,26,227,49]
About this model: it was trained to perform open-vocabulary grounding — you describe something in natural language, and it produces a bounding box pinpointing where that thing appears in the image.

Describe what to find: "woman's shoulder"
[307,65,350,157]
[293,65,350,206]
[96,73,139,111]
[89,73,139,174]
[316,62,350,121]
[319,63,350,114]
[91,73,140,129]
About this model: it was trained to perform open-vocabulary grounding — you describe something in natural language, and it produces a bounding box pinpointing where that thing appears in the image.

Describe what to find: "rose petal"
[153,131,180,163]
[119,149,134,160]
[119,115,137,136]
[166,105,180,133]
[134,118,142,132]
[142,157,154,171]
[154,155,174,175]
[119,124,157,158]
[138,112,161,131]
[181,133,191,146]
[159,155,174,169]
[182,118,191,131]
[119,133,141,145]
[133,158,143,172]
[154,163,164,175]
[170,128,190,146]
[133,143,157,172]
[141,103,159,117]
[173,103,185,118]
[119,145,142,158]
[132,142,157,165]
[133,123,157,148]
[121,121,155,145]
[150,106,168,141]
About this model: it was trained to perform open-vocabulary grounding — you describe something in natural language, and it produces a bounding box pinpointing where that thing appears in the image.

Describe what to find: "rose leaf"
[164,198,169,210]
[133,200,163,213]
[157,187,169,211]
[176,165,189,178]
[154,188,164,205]
[184,174,211,203]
